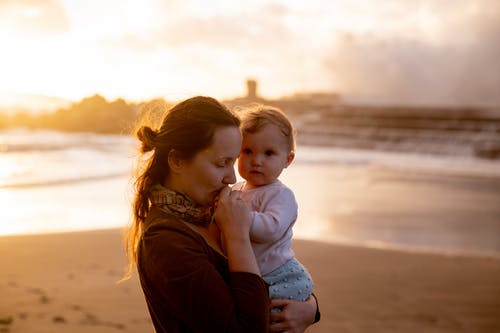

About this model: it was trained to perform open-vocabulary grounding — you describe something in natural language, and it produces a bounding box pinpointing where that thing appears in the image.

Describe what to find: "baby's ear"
[285,151,295,168]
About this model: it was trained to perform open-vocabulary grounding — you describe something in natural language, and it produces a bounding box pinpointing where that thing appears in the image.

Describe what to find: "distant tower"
[246,79,257,99]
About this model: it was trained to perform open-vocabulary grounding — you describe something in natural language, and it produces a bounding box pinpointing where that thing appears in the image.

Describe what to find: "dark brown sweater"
[137,207,270,333]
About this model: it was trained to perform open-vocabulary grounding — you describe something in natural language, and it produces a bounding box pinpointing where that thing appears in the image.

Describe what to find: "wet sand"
[0,228,499,333]
[284,162,500,255]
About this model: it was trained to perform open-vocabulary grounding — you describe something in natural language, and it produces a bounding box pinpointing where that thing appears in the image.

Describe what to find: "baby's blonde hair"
[239,104,296,152]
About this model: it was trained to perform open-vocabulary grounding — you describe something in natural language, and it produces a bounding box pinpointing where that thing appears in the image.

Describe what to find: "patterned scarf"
[149,185,213,227]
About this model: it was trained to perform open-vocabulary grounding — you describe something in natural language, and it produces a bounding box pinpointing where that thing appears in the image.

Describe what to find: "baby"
[233,104,314,304]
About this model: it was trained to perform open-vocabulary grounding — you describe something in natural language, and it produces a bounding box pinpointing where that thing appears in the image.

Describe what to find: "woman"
[125,96,319,333]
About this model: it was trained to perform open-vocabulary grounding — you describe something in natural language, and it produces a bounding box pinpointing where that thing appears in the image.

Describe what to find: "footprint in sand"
[26,287,51,304]
[53,315,67,324]
[17,312,28,320]
[88,263,101,270]
[81,312,125,330]
[7,281,18,288]
[0,316,13,333]
[70,304,82,311]
[39,295,50,304]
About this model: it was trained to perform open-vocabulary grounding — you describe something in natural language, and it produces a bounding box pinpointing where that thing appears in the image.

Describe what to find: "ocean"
[1,128,500,256]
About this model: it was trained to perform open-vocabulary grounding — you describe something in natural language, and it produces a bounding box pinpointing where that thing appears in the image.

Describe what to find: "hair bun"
[137,126,157,152]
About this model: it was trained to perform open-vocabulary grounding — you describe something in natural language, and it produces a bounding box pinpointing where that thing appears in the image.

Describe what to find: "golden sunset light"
[1,2,500,333]
[1,0,499,109]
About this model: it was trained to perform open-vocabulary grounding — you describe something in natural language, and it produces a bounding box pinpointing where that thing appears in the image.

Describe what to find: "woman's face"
[174,126,242,207]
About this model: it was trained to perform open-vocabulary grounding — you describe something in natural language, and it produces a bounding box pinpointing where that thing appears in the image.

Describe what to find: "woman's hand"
[269,296,317,333]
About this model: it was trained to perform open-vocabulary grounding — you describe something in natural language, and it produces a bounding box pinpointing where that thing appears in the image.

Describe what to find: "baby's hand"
[214,187,251,239]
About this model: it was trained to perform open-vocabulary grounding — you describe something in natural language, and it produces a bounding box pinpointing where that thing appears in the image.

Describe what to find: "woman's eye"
[217,159,234,168]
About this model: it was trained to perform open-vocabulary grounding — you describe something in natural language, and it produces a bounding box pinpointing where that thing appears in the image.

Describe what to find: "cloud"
[91,2,318,98]
[2,0,499,106]
[100,2,294,53]
[0,0,70,33]
[324,2,500,106]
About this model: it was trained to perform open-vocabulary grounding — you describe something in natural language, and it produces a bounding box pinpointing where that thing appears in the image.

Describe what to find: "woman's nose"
[223,168,237,185]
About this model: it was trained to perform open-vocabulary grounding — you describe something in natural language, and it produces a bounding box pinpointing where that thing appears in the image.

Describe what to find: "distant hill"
[1,89,499,159]
[0,93,72,114]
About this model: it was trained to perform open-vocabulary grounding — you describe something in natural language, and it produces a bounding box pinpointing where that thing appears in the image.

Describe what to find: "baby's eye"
[242,148,252,154]
[265,150,275,156]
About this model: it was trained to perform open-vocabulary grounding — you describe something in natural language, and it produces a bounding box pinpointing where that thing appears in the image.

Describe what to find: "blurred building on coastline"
[224,79,500,159]
[224,79,340,111]
[224,79,268,106]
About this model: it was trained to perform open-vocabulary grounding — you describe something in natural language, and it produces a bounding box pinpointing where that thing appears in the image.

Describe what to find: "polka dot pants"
[263,258,313,302]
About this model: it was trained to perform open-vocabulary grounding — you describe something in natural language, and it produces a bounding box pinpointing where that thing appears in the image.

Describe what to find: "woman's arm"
[139,214,269,333]
[269,294,320,333]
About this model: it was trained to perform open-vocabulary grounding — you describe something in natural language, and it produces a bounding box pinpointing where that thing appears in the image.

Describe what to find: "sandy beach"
[1,228,499,333]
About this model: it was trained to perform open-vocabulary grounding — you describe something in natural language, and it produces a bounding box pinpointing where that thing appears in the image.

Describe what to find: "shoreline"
[1,228,500,333]
[1,154,499,256]
[2,227,500,260]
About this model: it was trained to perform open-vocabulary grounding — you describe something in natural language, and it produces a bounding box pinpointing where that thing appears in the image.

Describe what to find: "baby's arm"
[249,187,298,243]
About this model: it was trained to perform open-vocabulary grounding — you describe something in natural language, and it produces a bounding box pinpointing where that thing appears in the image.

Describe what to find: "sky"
[1,0,500,108]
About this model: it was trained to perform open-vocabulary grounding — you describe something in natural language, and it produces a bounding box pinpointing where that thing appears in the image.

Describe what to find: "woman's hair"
[239,104,296,151]
[123,96,240,279]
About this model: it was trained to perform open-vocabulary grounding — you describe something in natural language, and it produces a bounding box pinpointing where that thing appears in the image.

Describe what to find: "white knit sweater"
[233,180,297,275]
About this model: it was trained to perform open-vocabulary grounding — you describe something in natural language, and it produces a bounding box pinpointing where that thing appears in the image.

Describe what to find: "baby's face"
[238,123,294,187]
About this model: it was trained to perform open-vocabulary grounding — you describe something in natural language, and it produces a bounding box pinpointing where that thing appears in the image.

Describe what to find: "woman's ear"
[285,151,295,168]
[167,149,184,173]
